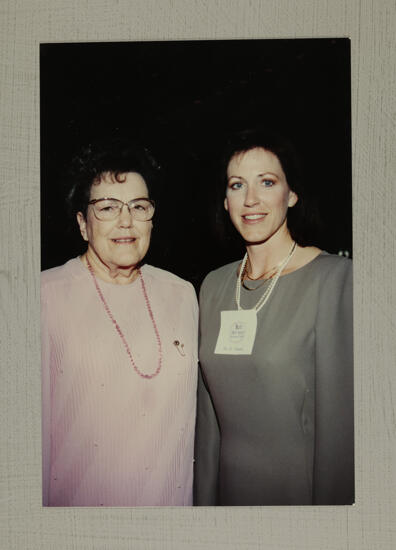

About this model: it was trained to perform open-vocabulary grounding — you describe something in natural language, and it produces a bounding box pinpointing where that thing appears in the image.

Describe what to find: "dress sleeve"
[193,276,221,505]
[41,281,51,506]
[313,259,354,504]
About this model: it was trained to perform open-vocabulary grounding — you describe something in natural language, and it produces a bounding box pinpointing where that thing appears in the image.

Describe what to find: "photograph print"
[40,38,353,506]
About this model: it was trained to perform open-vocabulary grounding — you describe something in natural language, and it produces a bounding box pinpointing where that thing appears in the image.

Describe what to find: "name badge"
[214,309,257,355]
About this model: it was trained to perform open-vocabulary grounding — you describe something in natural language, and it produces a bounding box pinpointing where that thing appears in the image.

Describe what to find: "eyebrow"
[89,196,149,202]
[227,172,279,181]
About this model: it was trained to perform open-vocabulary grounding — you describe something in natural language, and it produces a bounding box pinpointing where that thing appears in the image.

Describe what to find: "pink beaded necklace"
[86,258,163,379]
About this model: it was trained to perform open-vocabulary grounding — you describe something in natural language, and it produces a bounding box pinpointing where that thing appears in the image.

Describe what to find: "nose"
[118,203,134,227]
[244,184,260,207]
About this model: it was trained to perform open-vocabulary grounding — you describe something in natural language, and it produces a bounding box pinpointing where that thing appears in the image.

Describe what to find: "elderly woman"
[41,140,198,506]
[194,130,354,505]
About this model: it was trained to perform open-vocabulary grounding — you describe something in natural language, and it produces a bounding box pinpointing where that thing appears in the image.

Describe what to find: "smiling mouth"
[242,214,267,222]
[111,238,136,244]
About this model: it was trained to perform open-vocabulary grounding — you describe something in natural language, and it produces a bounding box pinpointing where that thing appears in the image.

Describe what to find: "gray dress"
[194,252,354,505]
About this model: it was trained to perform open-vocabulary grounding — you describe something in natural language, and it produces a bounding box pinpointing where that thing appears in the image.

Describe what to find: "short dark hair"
[65,137,160,219]
[216,128,320,247]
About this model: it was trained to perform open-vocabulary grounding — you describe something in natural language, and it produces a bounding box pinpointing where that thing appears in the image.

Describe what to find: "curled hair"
[215,128,321,247]
[65,137,160,219]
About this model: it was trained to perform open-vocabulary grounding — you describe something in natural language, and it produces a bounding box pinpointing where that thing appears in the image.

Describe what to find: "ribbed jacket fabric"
[41,257,198,506]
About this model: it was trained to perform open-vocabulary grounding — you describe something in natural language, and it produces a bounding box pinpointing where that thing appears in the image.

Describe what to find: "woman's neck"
[245,226,295,280]
[81,250,140,285]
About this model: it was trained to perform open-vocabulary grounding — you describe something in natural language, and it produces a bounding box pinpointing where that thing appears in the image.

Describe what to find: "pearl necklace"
[86,258,163,379]
[236,242,297,313]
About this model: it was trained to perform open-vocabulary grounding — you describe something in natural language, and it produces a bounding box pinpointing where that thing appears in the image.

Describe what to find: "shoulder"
[199,261,239,303]
[142,264,197,299]
[312,252,352,282]
[201,261,239,288]
[311,253,352,307]
[41,257,84,291]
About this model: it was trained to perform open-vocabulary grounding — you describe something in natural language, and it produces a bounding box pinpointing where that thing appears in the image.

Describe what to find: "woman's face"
[77,172,152,272]
[224,147,297,245]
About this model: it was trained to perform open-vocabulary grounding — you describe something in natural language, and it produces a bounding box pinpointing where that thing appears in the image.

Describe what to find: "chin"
[114,254,143,268]
[240,230,270,245]
[244,238,269,246]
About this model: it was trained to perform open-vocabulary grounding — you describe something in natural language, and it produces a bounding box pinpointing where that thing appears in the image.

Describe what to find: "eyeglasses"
[88,197,155,221]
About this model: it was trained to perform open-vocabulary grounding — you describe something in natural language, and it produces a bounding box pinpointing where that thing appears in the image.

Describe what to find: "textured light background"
[1,1,395,549]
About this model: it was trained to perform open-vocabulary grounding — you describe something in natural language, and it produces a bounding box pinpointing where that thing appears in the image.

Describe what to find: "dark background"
[40,39,352,290]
